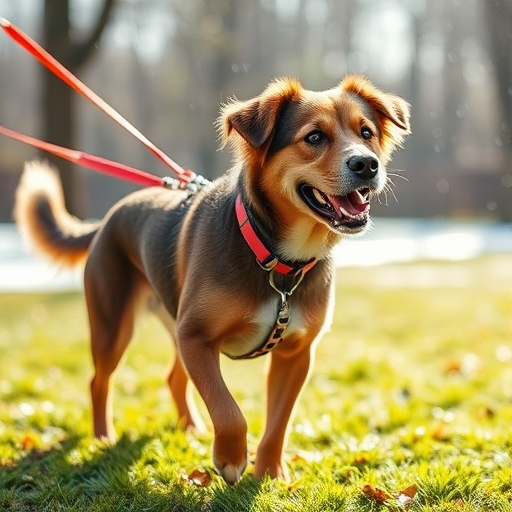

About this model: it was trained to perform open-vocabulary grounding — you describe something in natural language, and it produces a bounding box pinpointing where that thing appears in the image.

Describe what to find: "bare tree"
[485,0,512,133]
[484,0,512,220]
[169,0,258,179]
[42,0,116,215]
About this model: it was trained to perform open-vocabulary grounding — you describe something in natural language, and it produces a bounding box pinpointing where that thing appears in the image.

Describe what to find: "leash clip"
[162,174,211,192]
[268,267,305,303]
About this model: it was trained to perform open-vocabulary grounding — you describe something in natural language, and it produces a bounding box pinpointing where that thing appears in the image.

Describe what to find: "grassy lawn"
[1,256,512,511]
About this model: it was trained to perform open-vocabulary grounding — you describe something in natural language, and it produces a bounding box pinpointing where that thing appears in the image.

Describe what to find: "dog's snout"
[347,155,379,180]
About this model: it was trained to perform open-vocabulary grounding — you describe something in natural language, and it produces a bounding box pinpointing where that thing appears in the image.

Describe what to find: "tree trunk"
[42,0,116,216]
[484,0,512,221]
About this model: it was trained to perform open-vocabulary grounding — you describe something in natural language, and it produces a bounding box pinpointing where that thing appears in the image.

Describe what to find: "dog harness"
[231,194,317,359]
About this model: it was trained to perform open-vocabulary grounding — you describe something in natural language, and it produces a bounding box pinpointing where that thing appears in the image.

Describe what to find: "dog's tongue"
[329,190,370,216]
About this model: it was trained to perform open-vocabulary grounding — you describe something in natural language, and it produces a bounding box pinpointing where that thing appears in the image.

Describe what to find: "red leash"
[0,124,163,187]
[0,18,209,190]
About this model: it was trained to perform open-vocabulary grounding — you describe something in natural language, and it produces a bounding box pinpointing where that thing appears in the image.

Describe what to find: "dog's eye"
[304,130,326,146]
[361,126,373,140]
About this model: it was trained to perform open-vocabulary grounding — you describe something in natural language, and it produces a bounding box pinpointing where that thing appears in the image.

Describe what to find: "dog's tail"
[14,160,100,268]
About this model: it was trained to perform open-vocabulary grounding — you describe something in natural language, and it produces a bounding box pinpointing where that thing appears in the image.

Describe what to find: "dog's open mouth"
[299,184,371,229]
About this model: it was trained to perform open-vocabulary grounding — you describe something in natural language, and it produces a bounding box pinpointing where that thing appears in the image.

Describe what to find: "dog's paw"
[212,436,248,484]
[212,419,248,484]
[216,459,248,485]
[254,458,289,481]
[213,448,248,484]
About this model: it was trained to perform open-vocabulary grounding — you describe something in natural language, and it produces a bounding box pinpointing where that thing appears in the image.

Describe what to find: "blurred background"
[0,0,511,221]
[0,0,511,291]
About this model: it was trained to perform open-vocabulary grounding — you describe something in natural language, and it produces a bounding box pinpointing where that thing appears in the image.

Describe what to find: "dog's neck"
[235,193,317,276]
[237,174,338,265]
[276,217,341,262]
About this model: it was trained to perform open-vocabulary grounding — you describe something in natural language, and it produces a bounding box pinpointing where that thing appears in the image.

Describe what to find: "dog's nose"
[347,156,379,180]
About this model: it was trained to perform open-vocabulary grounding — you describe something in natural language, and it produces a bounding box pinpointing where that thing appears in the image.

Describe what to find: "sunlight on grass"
[1,256,511,511]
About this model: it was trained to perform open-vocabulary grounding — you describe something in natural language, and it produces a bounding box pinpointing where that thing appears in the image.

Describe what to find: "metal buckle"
[258,256,278,272]
[162,175,211,192]
[268,268,305,302]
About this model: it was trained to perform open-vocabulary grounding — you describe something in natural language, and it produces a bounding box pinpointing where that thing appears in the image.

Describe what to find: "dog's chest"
[220,297,307,359]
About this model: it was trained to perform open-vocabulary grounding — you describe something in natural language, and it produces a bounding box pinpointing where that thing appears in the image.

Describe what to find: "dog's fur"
[14,75,410,484]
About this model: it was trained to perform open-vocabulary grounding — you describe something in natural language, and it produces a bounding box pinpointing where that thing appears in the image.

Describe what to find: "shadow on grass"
[1,430,270,511]
[207,475,264,511]
[0,433,153,508]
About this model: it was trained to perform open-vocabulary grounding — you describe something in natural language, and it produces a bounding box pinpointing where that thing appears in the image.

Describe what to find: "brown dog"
[14,75,410,484]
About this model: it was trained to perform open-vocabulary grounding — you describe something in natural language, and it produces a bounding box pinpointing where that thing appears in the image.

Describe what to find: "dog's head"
[220,76,410,260]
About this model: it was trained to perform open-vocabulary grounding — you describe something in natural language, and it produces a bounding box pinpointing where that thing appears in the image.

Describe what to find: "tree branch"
[71,0,117,70]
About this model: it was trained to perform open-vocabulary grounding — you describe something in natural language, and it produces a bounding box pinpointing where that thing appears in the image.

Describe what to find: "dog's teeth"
[340,207,362,219]
[353,190,364,203]
[312,188,328,206]
[339,207,352,218]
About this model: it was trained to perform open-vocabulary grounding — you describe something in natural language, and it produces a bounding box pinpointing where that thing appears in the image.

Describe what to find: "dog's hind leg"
[85,254,137,440]
[149,297,206,432]
[168,355,206,433]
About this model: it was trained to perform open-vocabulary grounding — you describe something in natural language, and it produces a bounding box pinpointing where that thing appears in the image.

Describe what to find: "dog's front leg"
[177,327,248,484]
[254,342,313,480]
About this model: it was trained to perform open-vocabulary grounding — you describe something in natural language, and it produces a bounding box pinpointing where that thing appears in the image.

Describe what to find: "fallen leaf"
[444,354,479,377]
[444,359,462,375]
[397,484,417,506]
[362,484,392,502]
[291,453,307,463]
[288,480,303,493]
[476,405,495,419]
[432,424,449,441]
[182,467,212,487]
[290,449,322,462]
[353,453,369,465]
[20,434,37,450]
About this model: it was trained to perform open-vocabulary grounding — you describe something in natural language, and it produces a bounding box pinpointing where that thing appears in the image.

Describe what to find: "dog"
[14,75,410,484]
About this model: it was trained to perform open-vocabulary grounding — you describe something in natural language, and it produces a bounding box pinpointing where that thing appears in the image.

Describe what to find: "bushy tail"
[14,160,100,267]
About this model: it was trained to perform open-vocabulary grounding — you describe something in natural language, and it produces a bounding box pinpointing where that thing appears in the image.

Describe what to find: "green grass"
[1,256,512,511]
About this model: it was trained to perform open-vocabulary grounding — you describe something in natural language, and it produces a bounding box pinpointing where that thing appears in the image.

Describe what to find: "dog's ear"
[340,75,411,154]
[219,78,302,150]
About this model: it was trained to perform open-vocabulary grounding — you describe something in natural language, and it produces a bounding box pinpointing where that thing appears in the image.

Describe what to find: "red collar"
[235,194,317,277]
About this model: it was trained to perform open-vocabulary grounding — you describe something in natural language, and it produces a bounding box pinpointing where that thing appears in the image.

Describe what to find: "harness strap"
[235,194,317,277]
[231,194,318,359]
[226,295,290,360]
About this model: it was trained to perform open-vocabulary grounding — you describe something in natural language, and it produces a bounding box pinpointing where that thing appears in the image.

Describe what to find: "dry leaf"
[353,453,369,465]
[291,453,307,463]
[20,434,37,450]
[476,405,495,419]
[288,481,303,493]
[444,354,479,377]
[444,359,462,375]
[362,484,392,502]
[397,484,417,506]
[432,424,449,441]
[182,467,212,487]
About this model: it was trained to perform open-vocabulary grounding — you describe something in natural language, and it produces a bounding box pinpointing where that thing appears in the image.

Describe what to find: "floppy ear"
[341,75,411,153]
[219,78,302,150]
